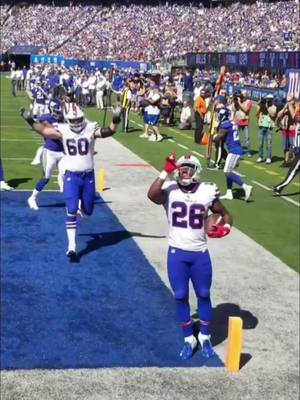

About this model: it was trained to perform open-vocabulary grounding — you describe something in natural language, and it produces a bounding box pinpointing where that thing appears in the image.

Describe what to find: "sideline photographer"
[232,90,253,157]
[277,95,296,166]
[272,101,300,194]
[256,94,277,164]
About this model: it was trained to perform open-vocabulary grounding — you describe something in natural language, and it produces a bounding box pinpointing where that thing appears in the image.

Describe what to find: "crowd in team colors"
[1,1,299,61]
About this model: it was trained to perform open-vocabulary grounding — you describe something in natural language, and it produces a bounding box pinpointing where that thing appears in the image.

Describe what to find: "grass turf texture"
[0,75,299,271]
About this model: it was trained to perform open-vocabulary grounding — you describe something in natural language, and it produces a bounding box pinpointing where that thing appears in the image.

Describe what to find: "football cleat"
[27,196,39,210]
[244,185,253,202]
[272,186,282,194]
[148,134,157,141]
[180,337,197,360]
[0,181,13,191]
[66,250,79,262]
[220,191,233,200]
[198,333,215,358]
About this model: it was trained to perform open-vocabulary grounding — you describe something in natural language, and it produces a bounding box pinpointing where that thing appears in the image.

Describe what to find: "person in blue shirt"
[213,105,253,201]
[27,100,65,210]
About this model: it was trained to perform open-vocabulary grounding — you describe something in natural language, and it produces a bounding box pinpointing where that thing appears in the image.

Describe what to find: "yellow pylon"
[97,169,105,192]
[226,316,243,372]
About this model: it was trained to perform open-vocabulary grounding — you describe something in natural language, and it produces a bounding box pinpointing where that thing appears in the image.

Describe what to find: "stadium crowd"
[1,1,299,61]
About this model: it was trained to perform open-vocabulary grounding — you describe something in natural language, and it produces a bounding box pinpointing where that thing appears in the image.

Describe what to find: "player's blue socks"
[177,298,194,337]
[198,295,212,335]
[35,178,49,191]
[227,172,243,188]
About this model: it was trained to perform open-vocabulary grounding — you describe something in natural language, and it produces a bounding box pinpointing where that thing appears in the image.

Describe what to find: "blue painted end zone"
[0,191,224,369]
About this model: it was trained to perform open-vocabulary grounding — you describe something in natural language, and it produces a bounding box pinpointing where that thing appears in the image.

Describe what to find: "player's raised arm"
[94,106,122,138]
[20,108,62,140]
[147,152,177,204]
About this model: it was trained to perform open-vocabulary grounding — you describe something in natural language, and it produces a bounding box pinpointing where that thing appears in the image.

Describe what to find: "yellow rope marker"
[226,316,243,372]
[97,169,105,192]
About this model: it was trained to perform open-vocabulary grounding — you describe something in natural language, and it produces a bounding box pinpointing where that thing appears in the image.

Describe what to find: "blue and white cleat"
[180,336,197,360]
[198,333,215,358]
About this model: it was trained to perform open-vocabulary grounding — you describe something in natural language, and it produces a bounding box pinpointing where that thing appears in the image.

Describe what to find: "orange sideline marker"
[226,316,243,372]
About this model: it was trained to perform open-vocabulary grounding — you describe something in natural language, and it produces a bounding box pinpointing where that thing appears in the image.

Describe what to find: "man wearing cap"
[232,90,253,157]
[256,94,277,164]
[194,89,207,144]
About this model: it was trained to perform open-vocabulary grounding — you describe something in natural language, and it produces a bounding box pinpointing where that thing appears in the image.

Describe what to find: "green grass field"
[1,74,299,271]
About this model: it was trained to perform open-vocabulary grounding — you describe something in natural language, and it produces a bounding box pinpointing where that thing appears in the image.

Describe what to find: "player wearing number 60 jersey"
[148,153,232,361]
[21,102,122,260]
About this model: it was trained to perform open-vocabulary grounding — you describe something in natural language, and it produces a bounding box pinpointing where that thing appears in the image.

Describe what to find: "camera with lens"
[259,98,266,105]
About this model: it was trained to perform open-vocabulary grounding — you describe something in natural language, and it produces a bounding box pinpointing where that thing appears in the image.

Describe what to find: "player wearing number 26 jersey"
[148,153,232,361]
[163,181,219,252]
[21,102,122,260]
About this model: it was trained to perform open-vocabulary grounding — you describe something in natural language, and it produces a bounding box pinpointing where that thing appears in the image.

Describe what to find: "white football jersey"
[58,121,97,172]
[163,181,220,251]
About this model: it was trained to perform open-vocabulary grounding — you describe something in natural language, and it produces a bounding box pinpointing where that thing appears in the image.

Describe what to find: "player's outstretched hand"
[112,105,122,124]
[207,224,230,238]
[164,152,178,174]
[19,108,31,120]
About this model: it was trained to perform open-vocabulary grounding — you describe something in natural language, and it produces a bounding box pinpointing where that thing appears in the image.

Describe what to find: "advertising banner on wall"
[187,52,300,71]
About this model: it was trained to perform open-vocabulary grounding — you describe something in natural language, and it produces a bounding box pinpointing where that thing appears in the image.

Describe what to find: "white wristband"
[159,170,168,180]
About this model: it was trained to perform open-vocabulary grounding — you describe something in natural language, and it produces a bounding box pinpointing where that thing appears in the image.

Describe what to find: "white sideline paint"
[252,180,300,207]
[177,143,189,150]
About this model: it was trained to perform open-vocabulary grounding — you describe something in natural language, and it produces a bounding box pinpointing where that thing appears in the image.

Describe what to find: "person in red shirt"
[232,90,253,157]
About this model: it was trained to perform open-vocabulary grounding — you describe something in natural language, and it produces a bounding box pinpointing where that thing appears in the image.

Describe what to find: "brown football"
[204,213,224,233]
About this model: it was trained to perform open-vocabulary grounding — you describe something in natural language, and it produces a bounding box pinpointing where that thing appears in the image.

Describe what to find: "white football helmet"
[64,103,85,133]
[175,155,202,186]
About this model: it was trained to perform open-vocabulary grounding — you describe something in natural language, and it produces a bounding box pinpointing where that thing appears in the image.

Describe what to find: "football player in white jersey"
[21,103,121,261]
[148,153,232,360]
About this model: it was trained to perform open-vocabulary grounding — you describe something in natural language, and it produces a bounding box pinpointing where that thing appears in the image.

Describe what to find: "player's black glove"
[112,106,122,124]
[20,108,35,126]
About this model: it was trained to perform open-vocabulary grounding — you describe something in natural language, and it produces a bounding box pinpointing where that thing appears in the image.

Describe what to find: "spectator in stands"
[256,94,278,164]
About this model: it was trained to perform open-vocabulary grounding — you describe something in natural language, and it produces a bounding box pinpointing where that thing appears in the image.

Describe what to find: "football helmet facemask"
[64,103,85,133]
[49,100,63,120]
[216,106,231,128]
[175,155,202,186]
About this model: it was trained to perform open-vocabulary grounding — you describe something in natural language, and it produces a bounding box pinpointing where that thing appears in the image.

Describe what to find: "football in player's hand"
[204,213,224,234]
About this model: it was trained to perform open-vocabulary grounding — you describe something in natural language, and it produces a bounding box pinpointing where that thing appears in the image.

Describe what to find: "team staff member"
[121,80,133,133]
[272,101,300,194]
[194,89,207,144]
